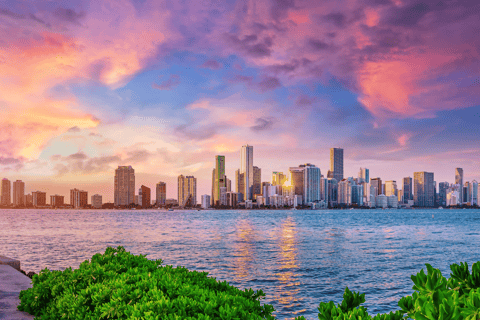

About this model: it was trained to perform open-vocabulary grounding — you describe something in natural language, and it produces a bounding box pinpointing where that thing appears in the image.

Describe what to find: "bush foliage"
[18,247,480,320]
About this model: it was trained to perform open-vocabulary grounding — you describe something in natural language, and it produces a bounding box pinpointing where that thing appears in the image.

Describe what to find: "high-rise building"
[385,181,398,197]
[272,172,287,186]
[472,180,478,206]
[370,178,382,196]
[212,155,226,206]
[201,195,211,209]
[358,168,369,183]
[114,166,135,206]
[50,195,65,207]
[414,172,435,207]
[438,182,449,207]
[240,145,254,200]
[455,168,463,204]
[303,164,321,203]
[1,178,11,206]
[338,179,352,205]
[91,194,102,209]
[156,182,166,206]
[13,180,25,207]
[289,166,305,196]
[253,166,262,197]
[70,188,88,208]
[139,185,151,208]
[351,184,364,206]
[24,194,33,207]
[235,169,245,196]
[463,182,472,204]
[330,148,344,182]
[327,178,338,207]
[32,191,47,207]
[403,177,413,203]
[178,175,197,207]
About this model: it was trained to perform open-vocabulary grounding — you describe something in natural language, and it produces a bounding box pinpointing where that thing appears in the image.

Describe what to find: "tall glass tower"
[240,145,253,200]
[455,168,463,204]
[330,148,344,182]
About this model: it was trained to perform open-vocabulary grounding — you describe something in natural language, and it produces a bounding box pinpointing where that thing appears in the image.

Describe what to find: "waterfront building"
[438,182,449,207]
[370,185,377,205]
[32,191,47,207]
[403,177,413,203]
[91,194,102,209]
[358,168,369,183]
[385,181,398,197]
[414,172,435,207]
[235,169,245,198]
[12,180,25,207]
[472,180,478,205]
[289,166,305,197]
[256,195,264,206]
[387,195,398,208]
[178,175,197,207]
[139,185,151,208]
[327,178,338,207]
[24,194,33,207]
[303,164,321,203]
[226,192,238,207]
[370,178,382,196]
[135,195,139,205]
[282,185,294,199]
[201,195,211,209]
[1,178,11,206]
[220,187,227,206]
[114,166,135,206]
[212,155,226,206]
[446,189,460,206]
[463,182,471,204]
[165,198,178,206]
[398,189,403,202]
[70,188,88,208]
[338,179,352,205]
[455,168,463,204]
[253,166,262,196]
[50,195,65,207]
[156,182,166,206]
[351,184,364,206]
[293,195,303,207]
[330,148,344,182]
[272,172,287,186]
[376,194,388,208]
[240,144,254,200]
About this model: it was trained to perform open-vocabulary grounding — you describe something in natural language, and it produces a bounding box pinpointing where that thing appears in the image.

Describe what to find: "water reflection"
[232,219,256,281]
[273,216,304,317]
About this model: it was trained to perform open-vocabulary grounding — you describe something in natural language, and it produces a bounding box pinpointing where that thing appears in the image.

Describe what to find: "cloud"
[223,33,273,58]
[53,8,86,26]
[67,126,81,133]
[152,74,180,90]
[0,8,25,19]
[250,117,276,131]
[200,60,222,70]
[258,77,281,92]
[323,12,346,28]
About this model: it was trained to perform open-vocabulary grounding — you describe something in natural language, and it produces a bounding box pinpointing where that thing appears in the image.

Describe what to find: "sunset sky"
[1,0,479,202]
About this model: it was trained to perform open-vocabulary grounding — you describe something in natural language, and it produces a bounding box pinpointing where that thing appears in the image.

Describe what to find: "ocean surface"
[1,208,479,319]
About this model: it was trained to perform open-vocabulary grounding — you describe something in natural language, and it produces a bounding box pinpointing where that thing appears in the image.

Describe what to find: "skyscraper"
[178,175,197,207]
[289,166,305,196]
[114,166,135,206]
[303,164,321,203]
[330,148,344,182]
[235,169,245,200]
[272,172,287,186]
[438,182,449,207]
[370,178,382,196]
[1,178,11,206]
[70,188,88,208]
[139,185,151,208]
[240,145,254,200]
[338,179,352,205]
[414,172,435,207]
[358,168,369,183]
[385,181,398,197]
[13,180,25,207]
[156,182,166,206]
[32,191,46,207]
[455,168,463,204]
[253,166,262,197]
[50,195,65,207]
[403,177,413,203]
[212,155,226,206]
[472,180,478,206]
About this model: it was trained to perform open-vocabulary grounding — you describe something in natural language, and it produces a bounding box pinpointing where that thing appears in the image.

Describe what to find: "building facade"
[403,177,413,203]
[240,145,254,200]
[139,185,151,208]
[70,188,88,208]
[358,168,369,183]
[414,172,435,207]
[114,166,135,206]
[370,178,382,196]
[330,148,344,182]
[178,175,197,207]
[156,182,166,206]
[1,178,11,206]
[91,194,102,209]
[289,166,305,197]
[385,180,398,197]
[253,166,262,198]
[212,155,226,206]
[32,191,47,207]
[303,164,321,203]
[13,180,25,207]
[455,168,463,204]
[50,195,65,207]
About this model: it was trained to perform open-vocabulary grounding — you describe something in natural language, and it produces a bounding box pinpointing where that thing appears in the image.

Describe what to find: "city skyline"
[1,0,479,202]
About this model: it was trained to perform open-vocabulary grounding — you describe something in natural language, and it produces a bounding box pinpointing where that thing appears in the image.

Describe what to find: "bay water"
[1,209,479,319]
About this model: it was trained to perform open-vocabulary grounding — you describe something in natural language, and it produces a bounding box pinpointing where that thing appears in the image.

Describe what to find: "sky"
[1,0,479,202]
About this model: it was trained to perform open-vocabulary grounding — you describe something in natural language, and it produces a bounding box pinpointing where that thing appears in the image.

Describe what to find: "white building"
[376,194,388,208]
[387,195,398,208]
[201,195,211,209]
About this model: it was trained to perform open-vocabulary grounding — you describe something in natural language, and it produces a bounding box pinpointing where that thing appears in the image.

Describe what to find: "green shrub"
[18,246,276,319]
[18,247,480,320]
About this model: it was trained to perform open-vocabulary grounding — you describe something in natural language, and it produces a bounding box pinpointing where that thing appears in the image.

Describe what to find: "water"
[1,209,479,319]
